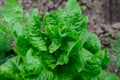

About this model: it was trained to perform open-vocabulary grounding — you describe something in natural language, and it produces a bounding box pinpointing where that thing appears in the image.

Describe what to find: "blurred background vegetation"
[0,0,120,77]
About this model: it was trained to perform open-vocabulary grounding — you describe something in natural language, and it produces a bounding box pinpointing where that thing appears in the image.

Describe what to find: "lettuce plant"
[0,0,111,80]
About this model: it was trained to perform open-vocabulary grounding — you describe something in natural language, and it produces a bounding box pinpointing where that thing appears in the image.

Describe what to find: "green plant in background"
[0,0,119,80]
[92,71,120,80]
[109,32,120,71]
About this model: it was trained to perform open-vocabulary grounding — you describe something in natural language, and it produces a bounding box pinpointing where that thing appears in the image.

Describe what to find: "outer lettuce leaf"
[0,28,12,64]
[83,32,101,54]
[77,48,101,80]
[0,23,9,34]
[0,56,22,80]
[94,50,110,69]
[80,48,93,62]
[0,29,11,51]
[81,57,102,79]
[1,0,25,37]
[79,49,110,80]
[1,0,23,23]
[21,48,43,77]
[66,0,81,14]
[79,31,101,54]
[26,9,47,51]
[65,0,88,33]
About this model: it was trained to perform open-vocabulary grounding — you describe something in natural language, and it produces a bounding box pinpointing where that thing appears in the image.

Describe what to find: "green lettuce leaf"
[83,32,101,54]
[0,56,22,80]
[65,0,88,33]
[94,50,110,69]
[0,23,9,34]
[15,36,31,56]
[21,48,43,77]
[1,0,25,37]
[45,25,62,53]
[26,9,47,51]
[66,0,81,14]
[0,29,11,51]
